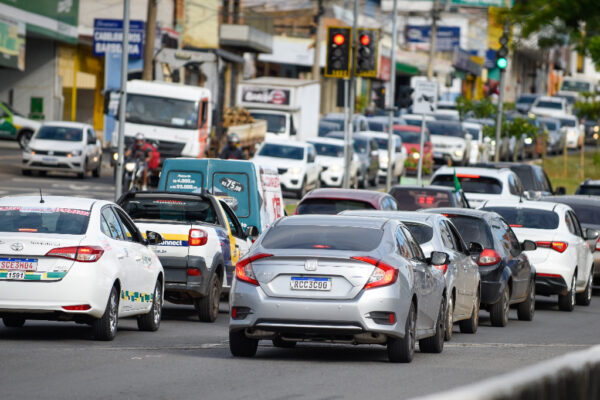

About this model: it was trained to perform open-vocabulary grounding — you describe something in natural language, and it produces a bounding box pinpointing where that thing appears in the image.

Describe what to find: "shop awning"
[396,61,419,75]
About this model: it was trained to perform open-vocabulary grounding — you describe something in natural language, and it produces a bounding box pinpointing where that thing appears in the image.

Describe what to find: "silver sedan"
[342,211,481,341]
[228,215,449,363]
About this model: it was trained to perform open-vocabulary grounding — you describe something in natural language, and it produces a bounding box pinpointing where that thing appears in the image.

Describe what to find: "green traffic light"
[497,57,508,69]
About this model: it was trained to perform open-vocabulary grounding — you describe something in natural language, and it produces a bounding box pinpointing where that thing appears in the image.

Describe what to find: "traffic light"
[397,85,414,109]
[325,26,352,78]
[496,32,509,70]
[355,28,378,77]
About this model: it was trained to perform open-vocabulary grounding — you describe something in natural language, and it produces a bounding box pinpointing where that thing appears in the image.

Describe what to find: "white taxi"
[0,196,164,340]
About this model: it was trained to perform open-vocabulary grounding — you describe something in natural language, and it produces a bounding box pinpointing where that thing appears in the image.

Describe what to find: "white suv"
[430,166,523,208]
[530,96,568,118]
[481,200,597,311]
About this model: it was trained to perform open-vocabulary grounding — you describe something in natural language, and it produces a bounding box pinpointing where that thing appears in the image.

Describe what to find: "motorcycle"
[122,159,144,193]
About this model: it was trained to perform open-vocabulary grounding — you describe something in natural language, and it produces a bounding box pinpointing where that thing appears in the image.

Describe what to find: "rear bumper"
[161,255,211,301]
[536,274,568,296]
[480,279,503,305]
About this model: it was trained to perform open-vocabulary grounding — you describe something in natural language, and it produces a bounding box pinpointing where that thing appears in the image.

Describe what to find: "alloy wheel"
[153,284,162,326]
[570,275,576,307]
[108,291,118,336]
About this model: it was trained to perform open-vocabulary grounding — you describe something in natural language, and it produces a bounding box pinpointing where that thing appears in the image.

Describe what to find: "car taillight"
[477,249,501,266]
[189,229,208,246]
[351,256,398,290]
[235,253,273,286]
[46,246,104,263]
[62,304,91,311]
[433,264,448,274]
[596,239,600,252]
[536,241,568,253]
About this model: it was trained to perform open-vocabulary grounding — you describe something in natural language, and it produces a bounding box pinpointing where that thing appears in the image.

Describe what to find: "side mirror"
[468,242,484,254]
[146,231,163,245]
[430,251,450,266]
[555,186,566,195]
[585,228,599,241]
[521,240,537,252]
[245,225,259,238]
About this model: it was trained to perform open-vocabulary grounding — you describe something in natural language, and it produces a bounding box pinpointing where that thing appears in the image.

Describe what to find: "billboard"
[0,15,25,70]
[406,26,460,52]
[93,19,145,58]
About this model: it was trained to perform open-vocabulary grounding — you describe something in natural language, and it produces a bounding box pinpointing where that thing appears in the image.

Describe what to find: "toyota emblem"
[10,242,24,252]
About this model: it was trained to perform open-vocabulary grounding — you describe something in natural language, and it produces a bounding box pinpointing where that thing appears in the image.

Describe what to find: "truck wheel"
[196,274,221,322]
[92,286,119,341]
[559,274,576,311]
[17,130,33,149]
[229,329,258,357]
[137,280,162,331]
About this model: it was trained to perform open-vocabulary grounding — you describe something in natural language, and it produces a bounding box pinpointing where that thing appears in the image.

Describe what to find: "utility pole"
[115,0,130,200]
[312,0,323,84]
[343,0,358,189]
[385,0,398,192]
[142,0,157,81]
[426,0,440,80]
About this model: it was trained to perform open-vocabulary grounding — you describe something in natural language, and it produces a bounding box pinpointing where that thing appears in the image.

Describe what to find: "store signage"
[241,87,291,106]
[406,26,460,52]
[93,19,145,58]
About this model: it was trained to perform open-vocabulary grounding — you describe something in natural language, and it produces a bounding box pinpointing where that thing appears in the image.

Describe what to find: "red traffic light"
[360,34,370,46]
[333,33,345,46]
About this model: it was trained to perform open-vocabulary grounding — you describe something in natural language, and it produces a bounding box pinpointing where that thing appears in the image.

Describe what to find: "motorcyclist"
[219,133,246,160]
[124,132,152,190]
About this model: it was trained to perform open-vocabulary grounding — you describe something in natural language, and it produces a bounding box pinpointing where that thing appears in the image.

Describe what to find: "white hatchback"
[481,200,597,311]
[0,196,164,340]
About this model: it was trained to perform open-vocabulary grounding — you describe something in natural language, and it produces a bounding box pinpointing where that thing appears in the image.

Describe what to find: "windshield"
[390,189,454,211]
[250,112,286,134]
[258,143,304,160]
[395,129,421,144]
[427,122,465,137]
[318,122,341,137]
[561,80,591,93]
[517,96,537,105]
[262,224,382,251]
[432,175,502,194]
[309,142,343,157]
[403,222,434,244]
[296,199,374,215]
[535,101,563,110]
[121,197,217,224]
[444,215,493,248]
[353,138,368,154]
[368,120,386,132]
[404,117,423,127]
[35,126,82,142]
[576,186,600,196]
[375,138,388,148]
[126,94,198,129]
[0,206,89,234]
[559,118,576,127]
[540,120,558,130]
[464,127,480,140]
[483,207,559,229]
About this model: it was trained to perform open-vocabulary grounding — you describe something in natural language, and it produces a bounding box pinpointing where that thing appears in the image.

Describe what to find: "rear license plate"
[433,152,443,158]
[0,258,38,271]
[5,271,25,280]
[290,277,331,291]
[42,157,58,164]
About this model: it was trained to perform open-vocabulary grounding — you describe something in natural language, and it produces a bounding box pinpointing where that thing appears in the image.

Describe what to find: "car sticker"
[219,177,244,192]
[0,206,90,216]
[121,290,154,303]
[0,270,67,281]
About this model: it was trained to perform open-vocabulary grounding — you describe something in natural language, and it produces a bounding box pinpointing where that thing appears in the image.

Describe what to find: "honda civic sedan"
[229,215,449,363]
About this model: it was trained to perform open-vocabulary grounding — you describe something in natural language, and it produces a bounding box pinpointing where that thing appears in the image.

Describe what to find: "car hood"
[252,156,305,170]
[28,139,84,152]
[315,156,343,168]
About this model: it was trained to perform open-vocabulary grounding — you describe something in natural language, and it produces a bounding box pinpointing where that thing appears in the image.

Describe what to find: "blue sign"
[93,19,145,58]
[406,26,460,52]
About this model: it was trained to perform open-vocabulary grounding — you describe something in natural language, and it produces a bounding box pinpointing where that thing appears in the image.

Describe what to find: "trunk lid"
[511,227,557,266]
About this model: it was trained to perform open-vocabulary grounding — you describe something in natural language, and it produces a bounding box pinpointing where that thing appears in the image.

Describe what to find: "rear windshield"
[509,168,535,190]
[121,197,217,224]
[368,120,386,131]
[258,143,304,160]
[577,186,600,196]
[559,118,576,127]
[0,206,89,234]
[567,204,600,225]
[36,126,83,142]
[261,225,383,251]
[390,189,454,211]
[404,118,423,127]
[540,120,558,131]
[483,207,559,229]
[310,142,343,157]
[296,199,375,215]
[517,96,537,105]
[444,215,493,248]
[431,175,502,194]
[403,222,433,244]
[395,129,421,144]
[535,101,562,110]
[426,122,465,137]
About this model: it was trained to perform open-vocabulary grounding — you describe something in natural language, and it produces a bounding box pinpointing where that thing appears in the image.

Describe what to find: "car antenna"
[39,188,45,204]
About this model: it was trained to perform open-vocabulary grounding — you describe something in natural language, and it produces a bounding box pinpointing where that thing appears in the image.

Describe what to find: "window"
[508,175,519,195]
[482,207,559,230]
[121,195,217,224]
[258,143,304,160]
[426,122,465,138]
[390,188,453,211]
[199,99,208,128]
[126,94,199,129]
[564,212,576,235]
[447,222,466,253]
[402,226,424,260]
[499,219,522,256]
[380,197,398,211]
[491,219,511,256]
[250,112,287,134]
[114,208,141,243]
[220,201,244,238]
[101,208,125,240]
[87,129,96,145]
[370,139,378,151]
[569,211,583,237]
[396,227,413,259]
[403,222,434,244]
[439,222,456,250]
[295,199,375,215]
[431,175,502,194]
[446,215,494,249]
[35,126,83,142]
[261,225,383,251]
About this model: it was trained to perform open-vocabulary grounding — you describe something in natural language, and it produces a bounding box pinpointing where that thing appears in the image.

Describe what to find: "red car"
[294,188,398,215]
[394,124,433,174]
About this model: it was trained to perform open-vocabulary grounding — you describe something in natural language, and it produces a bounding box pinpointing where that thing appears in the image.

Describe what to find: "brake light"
[457,174,480,179]
[235,253,273,286]
[510,224,523,228]
[46,246,104,262]
[189,229,208,246]
[537,272,563,279]
[418,196,435,205]
[536,241,568,253]
[596,239,600,252]
[351,256,398,290]
[477,249,501,266]
[62,304,91,311]
[433,264,448,274]
[187,268,201,276]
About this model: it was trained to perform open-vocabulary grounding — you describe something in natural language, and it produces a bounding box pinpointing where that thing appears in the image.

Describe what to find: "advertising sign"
[240,87,291,106]
[0,15,25,70]
[406,26,460,52]
[93,19,145,58]
[413,81,438,114]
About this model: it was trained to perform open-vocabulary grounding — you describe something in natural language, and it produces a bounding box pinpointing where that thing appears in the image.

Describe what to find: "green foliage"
[506,117,538,139]
[594,152,600,168]
[574,100,600,121]
[455,97,495,120]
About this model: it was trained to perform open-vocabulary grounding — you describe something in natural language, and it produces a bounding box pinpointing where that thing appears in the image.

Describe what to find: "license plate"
[290,277,331,291]
[42,157,58,164]
[0,258,38,271]
[433,152,443,158]
[5,271,25,280]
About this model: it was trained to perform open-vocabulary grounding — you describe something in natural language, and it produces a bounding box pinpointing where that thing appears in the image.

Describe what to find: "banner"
[406,26,460,52]
[0,15,25,70]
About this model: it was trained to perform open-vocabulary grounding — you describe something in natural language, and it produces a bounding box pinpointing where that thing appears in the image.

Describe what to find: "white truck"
[236,77,320,142]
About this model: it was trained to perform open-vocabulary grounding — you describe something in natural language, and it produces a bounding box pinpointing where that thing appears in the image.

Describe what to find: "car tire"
[444,294,453,341]
[196,273,221,322]
[92,286,119,341]
[559,274,577,312]
[2,317,25,328]
[137,280,162,331]
[459,288,479,334]
[359,171,368,189]
[229,329,258,357]
[490,284,510,327]
[272,336,296,348]
[296,177,307,199]
[93,158,101,178]
[17,130,33,149]
[387,302,415,363]
[517,280,535,321]
[420,296,445,354]
[576,269,593,306]
[78,159,87,179]
[21,169,31,176]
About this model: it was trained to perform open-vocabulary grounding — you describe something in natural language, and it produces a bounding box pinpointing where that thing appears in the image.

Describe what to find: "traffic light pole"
[343,0,358,189]
[385,0,398,192]
[494,68,505,162]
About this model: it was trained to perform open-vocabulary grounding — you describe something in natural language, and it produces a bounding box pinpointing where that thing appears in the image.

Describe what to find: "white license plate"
[6,271,25,280]
[290,277,331,291]
[433,152,443,158]
[42,157,58,164]
[0,258,38,271]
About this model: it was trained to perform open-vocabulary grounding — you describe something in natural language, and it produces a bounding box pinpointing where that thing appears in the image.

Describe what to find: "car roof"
[473,162,540,172]
[0,195,102,210]
[481,199,561,211]
[307,137,345,145]
[277,214,390,229]
[536,96,562,102]
[300,188,392,203]
[421,207,497,220]
[542,195,600,205]
[390,185,455,193]
[341,210,443,225]
[41,121,92,129]
[434,166,513,178]
[426,120,463,127]
[262,140,308,148]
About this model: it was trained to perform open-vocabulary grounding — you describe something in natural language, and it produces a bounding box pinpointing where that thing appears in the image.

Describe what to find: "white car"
[431,109,460,121]
[481,200,597,311]
[22,122,103,178]
[402,113,435,128]
[530,96,568,118]
[360,131,407,183]
[558,115,584,149]
[0,196,164,340]
[430,166,524,208]
[462,121,489,164]
[252,140,320,199]
[427,121,472,166]
[307,137,359,188]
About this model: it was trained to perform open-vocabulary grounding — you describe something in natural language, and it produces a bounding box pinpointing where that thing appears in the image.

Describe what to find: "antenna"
[39,188,45,204]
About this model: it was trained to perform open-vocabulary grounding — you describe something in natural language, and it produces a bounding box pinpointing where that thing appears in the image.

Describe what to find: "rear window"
[482,207,559,229]
[121,197,217,224]
[576,186,600,196]
[0,206,90,234]
[432,175,502,194]
[444,215,493,248]
[309,142,344,157]
[261,225,382,251]
[403,222,433,244]
[568,204,600,225]
[535,101,563,110]
[296,199,375,215]
[394,129,421,144]
[390,189,454,211]
[509,168,535,191]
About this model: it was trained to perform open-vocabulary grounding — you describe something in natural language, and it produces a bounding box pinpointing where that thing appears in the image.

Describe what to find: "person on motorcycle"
[125,132,152,190]
[219,133,246,160]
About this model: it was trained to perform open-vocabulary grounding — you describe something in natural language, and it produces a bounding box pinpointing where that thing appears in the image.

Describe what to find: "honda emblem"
[305,259,318,271]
